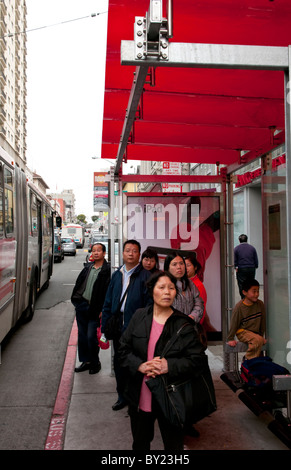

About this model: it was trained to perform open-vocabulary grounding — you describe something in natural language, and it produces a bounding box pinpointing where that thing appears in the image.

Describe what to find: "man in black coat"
[71,243,111,374]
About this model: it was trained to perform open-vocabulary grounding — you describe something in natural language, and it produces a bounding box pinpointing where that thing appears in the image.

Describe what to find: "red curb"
[45,319,78,450]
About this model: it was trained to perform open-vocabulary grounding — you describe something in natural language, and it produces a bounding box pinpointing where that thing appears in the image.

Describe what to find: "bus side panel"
[39,202,53,289]
[13,169,29,324]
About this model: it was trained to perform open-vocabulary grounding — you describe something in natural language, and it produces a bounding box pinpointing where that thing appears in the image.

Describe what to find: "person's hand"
[145,357,168,377]
[227,340,237,347]
[138,358,169,377]
[138,362,152,375]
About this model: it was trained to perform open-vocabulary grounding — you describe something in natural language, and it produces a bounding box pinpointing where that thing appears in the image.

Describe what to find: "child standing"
[227,279,266,359]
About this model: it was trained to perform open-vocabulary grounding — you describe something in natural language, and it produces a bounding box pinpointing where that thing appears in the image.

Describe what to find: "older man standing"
[234,234,258,299]
[101,239,152,411]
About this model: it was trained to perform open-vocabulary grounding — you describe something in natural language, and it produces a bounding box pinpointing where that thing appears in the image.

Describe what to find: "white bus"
[61,224,85,248]
[0,147,60,343]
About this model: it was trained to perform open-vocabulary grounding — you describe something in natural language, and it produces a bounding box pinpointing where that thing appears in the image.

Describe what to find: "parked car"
[54,234,64,262]
[61,237,77,256]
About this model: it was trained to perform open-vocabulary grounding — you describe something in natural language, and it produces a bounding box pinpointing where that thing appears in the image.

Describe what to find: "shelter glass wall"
[262,161,290,369]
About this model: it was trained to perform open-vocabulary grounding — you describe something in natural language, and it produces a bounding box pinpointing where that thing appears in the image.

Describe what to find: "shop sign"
[235,154,286,188]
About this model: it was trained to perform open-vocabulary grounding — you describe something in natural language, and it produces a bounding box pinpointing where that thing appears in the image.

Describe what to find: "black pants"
[75,301,100,365]
[128,403,184,451]
[113,337,127,402]
[236,267,256,299]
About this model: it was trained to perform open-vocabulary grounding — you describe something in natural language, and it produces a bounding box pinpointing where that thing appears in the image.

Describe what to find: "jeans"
[75,300,100,365]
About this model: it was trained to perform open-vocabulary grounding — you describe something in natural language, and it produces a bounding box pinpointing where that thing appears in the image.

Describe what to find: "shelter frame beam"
[121,41,289,70]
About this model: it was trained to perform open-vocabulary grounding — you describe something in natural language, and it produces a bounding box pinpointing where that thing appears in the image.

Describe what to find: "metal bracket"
[134,13,169,62]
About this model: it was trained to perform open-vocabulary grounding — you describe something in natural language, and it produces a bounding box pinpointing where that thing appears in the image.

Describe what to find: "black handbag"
[103,284,130,340]
[146,323,217,429]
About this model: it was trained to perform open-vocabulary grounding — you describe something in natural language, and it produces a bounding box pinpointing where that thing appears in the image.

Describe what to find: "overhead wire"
[1,11,107,39]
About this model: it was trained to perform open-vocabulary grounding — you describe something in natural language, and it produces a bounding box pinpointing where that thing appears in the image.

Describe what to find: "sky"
[25,0,116,219]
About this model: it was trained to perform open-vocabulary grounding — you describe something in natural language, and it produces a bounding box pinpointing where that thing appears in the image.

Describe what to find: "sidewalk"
[47,319,289,451]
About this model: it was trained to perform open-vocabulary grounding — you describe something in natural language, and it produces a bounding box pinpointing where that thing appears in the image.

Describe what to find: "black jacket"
[118,305,207,408]
[71,259,111,321]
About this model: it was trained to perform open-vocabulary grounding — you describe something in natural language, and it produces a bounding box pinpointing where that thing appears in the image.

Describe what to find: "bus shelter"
[101,0,291,371]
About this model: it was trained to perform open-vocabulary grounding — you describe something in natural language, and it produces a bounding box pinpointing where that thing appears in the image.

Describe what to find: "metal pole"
[284,47,291,344]
[167,0,173,38]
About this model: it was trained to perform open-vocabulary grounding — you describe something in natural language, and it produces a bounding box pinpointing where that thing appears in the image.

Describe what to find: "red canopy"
[101,0,291,169]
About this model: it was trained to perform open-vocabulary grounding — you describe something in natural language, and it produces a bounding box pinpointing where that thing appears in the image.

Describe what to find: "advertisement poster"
[93,172,109,212]
[125,194,222,336]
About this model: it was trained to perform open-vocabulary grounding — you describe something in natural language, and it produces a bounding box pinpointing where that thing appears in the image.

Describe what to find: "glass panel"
[4,168,12,186]
[5,188,14,234]
[233,190,245,245]
[262,161,290,369]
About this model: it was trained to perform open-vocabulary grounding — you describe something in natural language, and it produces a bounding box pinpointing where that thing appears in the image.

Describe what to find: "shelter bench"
[220,342,291,449]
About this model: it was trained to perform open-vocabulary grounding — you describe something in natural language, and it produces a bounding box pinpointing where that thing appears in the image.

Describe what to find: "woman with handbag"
[118,271,210,451]
[164,252,207,437]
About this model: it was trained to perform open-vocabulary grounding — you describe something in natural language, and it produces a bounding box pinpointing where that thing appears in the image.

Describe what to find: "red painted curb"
[45,319,78,450]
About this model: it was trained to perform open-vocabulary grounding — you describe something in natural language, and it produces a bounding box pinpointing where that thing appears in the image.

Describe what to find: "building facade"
[49,189,75,223]
[0,0,27,169]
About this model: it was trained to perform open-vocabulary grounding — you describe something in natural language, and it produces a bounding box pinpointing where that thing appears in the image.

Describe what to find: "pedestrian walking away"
[71,243,111,374]
[234,234,258,299]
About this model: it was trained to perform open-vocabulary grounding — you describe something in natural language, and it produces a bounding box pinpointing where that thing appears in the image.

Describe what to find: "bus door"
[39,202,51,288]
[0,163,17,337]
[36,200,42,288]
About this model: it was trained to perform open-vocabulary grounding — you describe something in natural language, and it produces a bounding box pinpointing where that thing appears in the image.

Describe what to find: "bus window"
[30,192,38,235]
[43,204,50,236]
[4,167,13,186]
[4,168,14,235]
[5,188,14,234]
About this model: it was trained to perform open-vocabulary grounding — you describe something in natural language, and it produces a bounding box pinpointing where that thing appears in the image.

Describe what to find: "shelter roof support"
[115,66,149,176]
[121,41,289,71]
[284,46,291,337]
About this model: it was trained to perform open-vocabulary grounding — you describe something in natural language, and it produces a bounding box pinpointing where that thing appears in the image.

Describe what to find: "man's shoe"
[89,362,101,374]
[74,362,90,373]
[112,400,127,411]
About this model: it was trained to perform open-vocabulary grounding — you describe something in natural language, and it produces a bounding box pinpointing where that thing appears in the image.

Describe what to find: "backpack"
[240,356,289,389]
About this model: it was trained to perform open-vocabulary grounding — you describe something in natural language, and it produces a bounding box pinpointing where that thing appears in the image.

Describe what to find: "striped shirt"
[227,299,266,341]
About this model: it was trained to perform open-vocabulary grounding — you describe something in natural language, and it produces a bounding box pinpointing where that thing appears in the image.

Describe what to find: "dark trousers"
[113,337,126,402]
[236,267,256,298]
[75,301,100,365]
[128,404,184,451]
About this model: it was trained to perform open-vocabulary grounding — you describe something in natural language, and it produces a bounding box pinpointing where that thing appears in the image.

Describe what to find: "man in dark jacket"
[101,239,152,410]
[234,234,258,298]
[71,243,111,374]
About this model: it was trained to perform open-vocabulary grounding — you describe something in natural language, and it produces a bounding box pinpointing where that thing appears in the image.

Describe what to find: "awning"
[101,0,291,173]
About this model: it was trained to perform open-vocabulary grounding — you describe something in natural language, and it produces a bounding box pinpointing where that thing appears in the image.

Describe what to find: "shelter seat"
[223,341,267,373]
[220,342,291,449]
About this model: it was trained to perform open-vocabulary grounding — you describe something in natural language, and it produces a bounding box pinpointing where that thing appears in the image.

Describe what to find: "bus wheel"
[23,278,37,323]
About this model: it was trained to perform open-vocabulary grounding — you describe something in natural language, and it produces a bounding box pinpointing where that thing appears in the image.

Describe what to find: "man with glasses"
[101,240,152,410]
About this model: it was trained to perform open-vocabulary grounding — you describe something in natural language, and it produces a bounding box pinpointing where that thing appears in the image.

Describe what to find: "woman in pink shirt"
[119,271,207,451]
